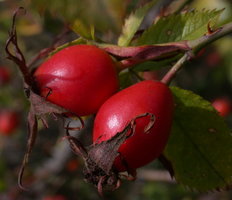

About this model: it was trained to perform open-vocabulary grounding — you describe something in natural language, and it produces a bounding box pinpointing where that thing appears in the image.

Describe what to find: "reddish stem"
[161,54,190,85]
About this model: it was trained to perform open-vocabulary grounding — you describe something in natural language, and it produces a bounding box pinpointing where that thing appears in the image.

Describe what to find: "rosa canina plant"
[5,1,232,196]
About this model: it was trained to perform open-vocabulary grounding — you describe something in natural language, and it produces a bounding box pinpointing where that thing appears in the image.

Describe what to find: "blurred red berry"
[0,110,19,135]
[66,159,79,172]
[205,51,222,67]
[0,67,10,85]
[212,97,231,117]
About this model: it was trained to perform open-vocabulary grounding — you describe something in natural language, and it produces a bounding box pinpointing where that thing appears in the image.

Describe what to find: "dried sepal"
[29,91,68,116]
[65,113,155,195]
[65,123,88,158]
[5,8,84,190]
[18,109,37,191]
[5,7,34,88]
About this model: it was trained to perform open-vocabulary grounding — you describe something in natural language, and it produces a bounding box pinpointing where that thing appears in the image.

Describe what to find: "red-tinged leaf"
[101,41,190,68]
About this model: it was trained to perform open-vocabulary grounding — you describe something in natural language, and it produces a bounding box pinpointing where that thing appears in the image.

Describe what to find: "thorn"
[207,21,214,35]
[206,21,222,36]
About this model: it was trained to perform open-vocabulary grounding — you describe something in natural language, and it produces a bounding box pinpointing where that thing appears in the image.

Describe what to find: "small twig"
[161,21,232,85]
[188,22,232,51]
[161,53,190,85]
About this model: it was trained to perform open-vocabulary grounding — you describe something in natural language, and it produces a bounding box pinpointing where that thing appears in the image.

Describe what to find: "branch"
[161,21,232,85]
[188,22,232,51]
[161,53,189,85]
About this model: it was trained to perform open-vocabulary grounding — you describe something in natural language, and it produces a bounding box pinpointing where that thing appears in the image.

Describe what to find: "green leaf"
[164,87,232,191]
[71,20,95,40]
[30,0,125,33]
[118,0,158,46]
[136,9,223,45]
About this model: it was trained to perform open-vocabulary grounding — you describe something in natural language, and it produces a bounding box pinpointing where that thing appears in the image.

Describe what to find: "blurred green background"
[0,0,232,199]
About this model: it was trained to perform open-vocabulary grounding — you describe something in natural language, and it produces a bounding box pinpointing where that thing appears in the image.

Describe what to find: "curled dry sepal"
[65,113,155,195]
[5,7,74,190]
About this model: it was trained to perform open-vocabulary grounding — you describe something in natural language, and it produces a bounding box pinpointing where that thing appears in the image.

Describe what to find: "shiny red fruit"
[93,80,174,171]
[212,97,231,117]
[0,111,19,135]
[34,45,119,116]
[0,67,10,85]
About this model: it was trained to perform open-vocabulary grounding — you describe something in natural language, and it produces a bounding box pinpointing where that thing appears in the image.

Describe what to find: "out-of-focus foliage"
[191,0,232,23]
[29,0,126,36]
[136,9,222,44]
[118,0,158,46]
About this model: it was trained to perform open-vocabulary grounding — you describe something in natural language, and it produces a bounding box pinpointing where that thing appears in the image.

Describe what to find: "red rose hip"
[34,45,119,116]
[0,66,10,86]
[93,80,174,171]
[0,110,19,135]
[212,97,231,117]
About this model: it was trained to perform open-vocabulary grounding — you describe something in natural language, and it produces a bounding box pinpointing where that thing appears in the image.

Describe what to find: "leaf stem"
[161,21,232,85]
[161,53,189,85]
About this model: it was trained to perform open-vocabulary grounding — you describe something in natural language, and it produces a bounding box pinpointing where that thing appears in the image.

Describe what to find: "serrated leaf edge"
[136,9,223,45]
